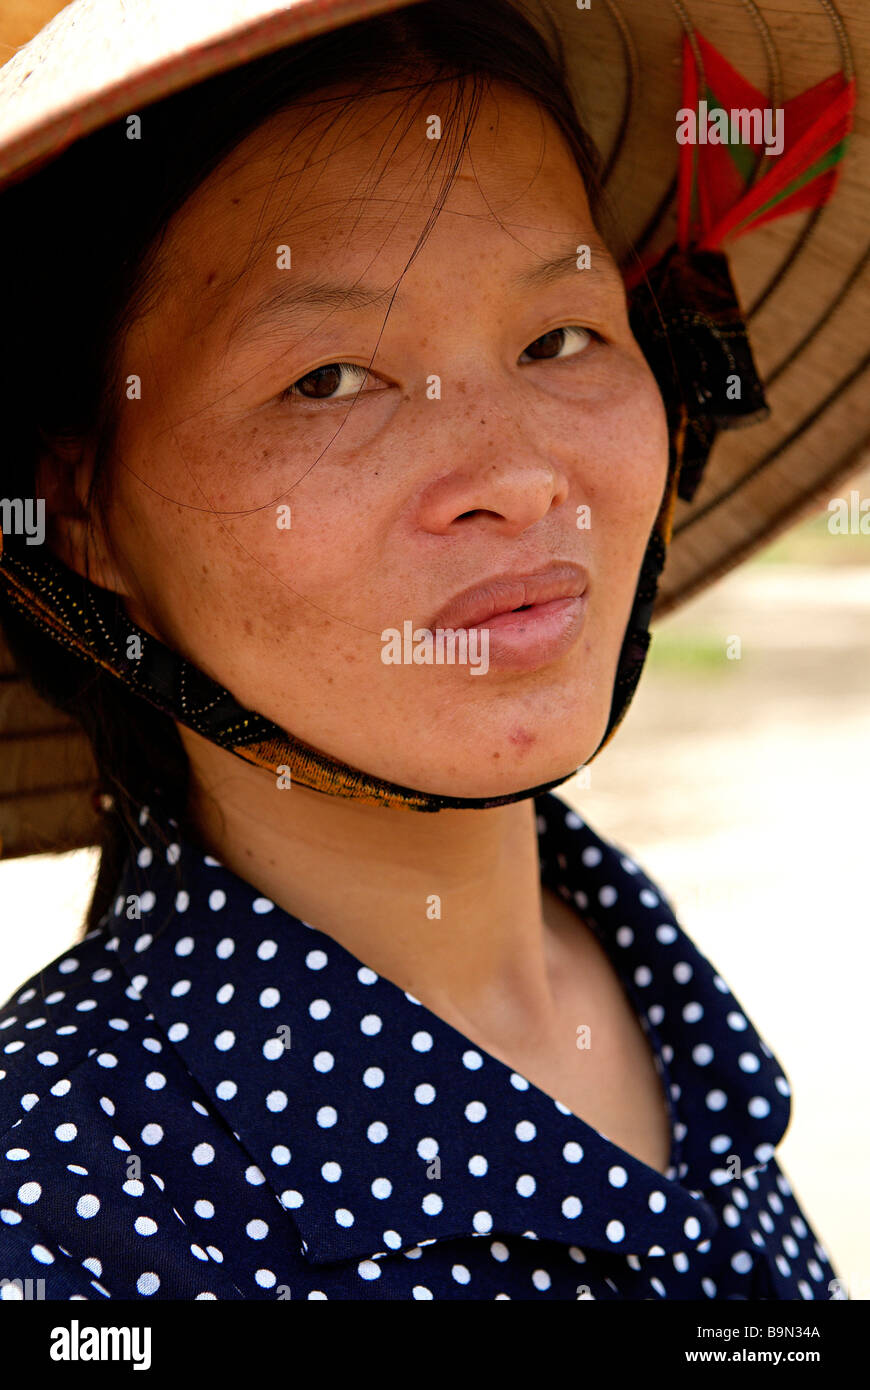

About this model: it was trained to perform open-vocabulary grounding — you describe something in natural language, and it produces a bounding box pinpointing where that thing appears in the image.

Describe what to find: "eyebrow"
[228,238,623,345]
[511,237,622,291]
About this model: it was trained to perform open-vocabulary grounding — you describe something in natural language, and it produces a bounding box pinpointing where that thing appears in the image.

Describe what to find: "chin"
[371,699,610,799]
[398,738,602,802]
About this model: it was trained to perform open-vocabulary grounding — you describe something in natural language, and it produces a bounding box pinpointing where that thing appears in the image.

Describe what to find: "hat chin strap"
[0,247,766,812]
[0,527,656,813]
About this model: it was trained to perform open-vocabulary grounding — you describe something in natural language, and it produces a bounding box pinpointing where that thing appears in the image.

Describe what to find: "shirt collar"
[104,793,791,1265]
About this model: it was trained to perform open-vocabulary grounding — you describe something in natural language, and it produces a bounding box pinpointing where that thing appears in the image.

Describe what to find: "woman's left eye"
[519,326,594,362]
[280,362,371,403]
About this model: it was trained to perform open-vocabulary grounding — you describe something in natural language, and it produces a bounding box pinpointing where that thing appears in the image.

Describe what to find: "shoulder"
[0,910,210,1193]
[0,918,232,1300]
[0,923,147,1139]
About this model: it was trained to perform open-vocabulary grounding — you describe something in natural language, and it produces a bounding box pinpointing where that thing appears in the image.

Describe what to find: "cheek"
[107,404,355,638]
[594,373,668,538]
[581,377,669,631]
[228,478,386,613]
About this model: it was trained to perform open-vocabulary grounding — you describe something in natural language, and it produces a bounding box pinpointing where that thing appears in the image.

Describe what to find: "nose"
[414,394,572,540]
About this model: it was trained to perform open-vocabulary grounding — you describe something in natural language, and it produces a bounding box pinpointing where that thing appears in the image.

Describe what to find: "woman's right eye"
[280,362,371,402]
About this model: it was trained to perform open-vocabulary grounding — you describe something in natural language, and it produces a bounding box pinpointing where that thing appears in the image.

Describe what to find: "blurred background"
[2,462,868,1297]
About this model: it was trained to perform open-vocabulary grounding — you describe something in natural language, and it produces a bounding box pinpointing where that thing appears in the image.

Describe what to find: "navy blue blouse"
[0,792,840,1300]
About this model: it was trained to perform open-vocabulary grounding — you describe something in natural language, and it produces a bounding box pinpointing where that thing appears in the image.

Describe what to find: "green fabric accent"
[731,140,849,235]
[704,85,755,183]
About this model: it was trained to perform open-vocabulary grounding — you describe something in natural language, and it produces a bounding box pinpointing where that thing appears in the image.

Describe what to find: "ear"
[35,440,134,599]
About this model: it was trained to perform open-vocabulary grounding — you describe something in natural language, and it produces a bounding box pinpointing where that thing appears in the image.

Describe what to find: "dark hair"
[0,0,607,938]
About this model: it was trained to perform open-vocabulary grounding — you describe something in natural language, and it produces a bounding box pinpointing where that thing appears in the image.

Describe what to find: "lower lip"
[462,594,588,671]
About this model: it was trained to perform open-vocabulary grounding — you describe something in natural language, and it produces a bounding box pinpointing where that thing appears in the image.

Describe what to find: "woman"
[0,0,861,1300]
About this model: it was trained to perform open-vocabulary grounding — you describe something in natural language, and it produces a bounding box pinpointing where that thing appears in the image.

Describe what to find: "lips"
[428,562,588,632]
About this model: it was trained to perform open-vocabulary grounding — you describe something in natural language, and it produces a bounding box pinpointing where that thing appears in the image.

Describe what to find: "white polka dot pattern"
[0,794,839,1300]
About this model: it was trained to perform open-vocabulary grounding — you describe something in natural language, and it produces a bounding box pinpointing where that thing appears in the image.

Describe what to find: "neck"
[177,724,568,1047]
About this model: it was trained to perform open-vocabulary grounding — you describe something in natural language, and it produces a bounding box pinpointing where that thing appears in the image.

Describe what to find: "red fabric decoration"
[625,32,855,290]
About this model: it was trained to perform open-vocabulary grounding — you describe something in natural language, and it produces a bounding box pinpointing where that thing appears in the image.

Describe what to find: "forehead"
[148,80,601,328]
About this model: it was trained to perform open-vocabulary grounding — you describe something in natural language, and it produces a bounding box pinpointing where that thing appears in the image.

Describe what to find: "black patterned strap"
[629,246,770,504]
[0,535,571,811]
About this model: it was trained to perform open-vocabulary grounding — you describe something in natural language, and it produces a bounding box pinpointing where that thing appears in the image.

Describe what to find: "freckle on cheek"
[243,618,253,636]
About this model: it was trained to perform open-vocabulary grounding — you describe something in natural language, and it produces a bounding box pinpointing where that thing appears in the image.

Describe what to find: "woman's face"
[97,79,668,800]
